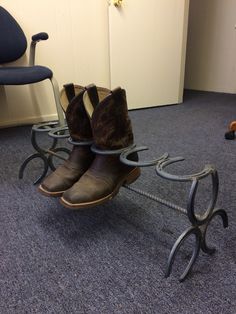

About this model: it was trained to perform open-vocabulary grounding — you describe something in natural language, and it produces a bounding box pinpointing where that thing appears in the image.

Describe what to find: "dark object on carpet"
[225,121,236,140]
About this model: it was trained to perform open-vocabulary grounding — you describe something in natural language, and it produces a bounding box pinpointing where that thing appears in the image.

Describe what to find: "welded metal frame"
[92,144,228,281]
[19,125,228,281]
[120,145,228,282]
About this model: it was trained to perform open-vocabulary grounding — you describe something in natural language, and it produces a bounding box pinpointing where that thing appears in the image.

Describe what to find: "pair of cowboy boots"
[38,83,140,209]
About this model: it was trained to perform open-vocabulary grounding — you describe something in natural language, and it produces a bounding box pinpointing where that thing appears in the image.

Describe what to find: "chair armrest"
[29,32,49,66]
[31,32,49,42]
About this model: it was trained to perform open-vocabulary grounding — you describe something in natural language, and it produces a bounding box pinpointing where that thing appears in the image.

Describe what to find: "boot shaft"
[60,83,83,112]
[84,86,134,150]
[60,83,110,142]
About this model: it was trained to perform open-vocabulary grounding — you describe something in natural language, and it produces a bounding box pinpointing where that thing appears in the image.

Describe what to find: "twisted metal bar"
[123,184,188,216]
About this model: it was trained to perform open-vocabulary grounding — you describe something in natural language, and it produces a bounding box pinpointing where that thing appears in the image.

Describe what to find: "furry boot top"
[60,86,140,209]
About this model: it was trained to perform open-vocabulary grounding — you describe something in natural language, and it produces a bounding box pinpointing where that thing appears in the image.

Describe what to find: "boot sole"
[38,184,65,197]
[60,167,141,210]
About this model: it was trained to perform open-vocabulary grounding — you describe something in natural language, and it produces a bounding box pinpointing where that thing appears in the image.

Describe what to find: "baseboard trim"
[0,113,58,128]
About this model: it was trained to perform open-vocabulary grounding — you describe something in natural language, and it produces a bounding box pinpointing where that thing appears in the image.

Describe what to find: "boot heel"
[124,167,141,185]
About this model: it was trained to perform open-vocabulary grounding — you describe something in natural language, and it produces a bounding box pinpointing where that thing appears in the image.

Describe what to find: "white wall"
[185,0,236,93]
[0,0,110,127]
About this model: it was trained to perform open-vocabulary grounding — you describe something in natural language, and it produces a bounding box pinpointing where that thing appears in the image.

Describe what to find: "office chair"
[0,6,69,183]
[0,6,64,126]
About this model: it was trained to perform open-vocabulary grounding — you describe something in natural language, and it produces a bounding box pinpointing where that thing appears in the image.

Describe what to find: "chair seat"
[0,65,53,85]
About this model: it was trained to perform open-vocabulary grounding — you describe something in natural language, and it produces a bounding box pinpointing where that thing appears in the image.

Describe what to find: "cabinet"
[109,0,190,109]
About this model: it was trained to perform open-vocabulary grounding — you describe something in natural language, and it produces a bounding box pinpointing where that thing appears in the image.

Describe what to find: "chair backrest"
[0,6,27,64]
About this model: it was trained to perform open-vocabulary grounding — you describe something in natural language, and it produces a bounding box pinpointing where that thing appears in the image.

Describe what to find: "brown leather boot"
[60,86,141,209]
[38,84,110,197]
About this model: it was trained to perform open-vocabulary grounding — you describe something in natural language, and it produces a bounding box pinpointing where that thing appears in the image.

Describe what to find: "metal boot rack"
[19,122,228,282]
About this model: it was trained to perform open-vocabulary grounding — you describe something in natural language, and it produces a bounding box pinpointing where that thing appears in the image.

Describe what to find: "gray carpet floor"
[0,90,236,313]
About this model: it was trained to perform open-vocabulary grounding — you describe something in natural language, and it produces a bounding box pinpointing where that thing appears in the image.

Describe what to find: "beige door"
[108,0,190,109]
